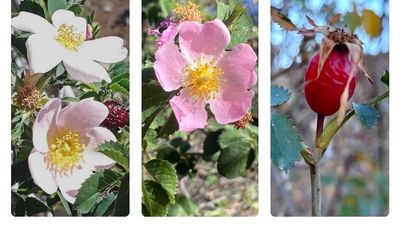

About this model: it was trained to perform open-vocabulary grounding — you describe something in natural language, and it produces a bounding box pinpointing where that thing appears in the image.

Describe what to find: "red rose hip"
[304,45,357,116]
[101,100,129,130]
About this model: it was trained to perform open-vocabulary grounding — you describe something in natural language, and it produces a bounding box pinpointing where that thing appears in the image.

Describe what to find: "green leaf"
[97,141,129,171]
[25,197,50,216]
[19,0,45,18]
[157,111,179,138]
[12,34,28,59]
[271,85,291,107]
[353,103,380,129]
[94,193,117,216]
[47,0,68,16]
[142,82,170,122]
[144,159,177,204]
[74,170,121,214]
[381,70,389,86]
[142,180,170,216]
[12,192,26,216]
[68,4,83,16]
[271,113,302,172]
[225,4,254,49]
[168,194,197,216]
[114,174,129,216]
[109,79,129,96]
[156,145,181,164]
[159,0,176,17]
[55,63,65,77]
[202,129,223,162]
[216,1,230,20]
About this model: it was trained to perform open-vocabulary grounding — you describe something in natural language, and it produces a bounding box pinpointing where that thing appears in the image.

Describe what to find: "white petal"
[32,98,61,153]
[12,11,55,35]
[56,164,93,204]
[26,34,64,74]
[28,150,58,194]
[85,127,117,151]
[79,37,128,63]
[52,9,86,35]
[83,151,115,171]
[63,53,111,83]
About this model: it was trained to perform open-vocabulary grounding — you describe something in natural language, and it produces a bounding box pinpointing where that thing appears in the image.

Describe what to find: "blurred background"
[271,0,389,216]
[142,0,259,216]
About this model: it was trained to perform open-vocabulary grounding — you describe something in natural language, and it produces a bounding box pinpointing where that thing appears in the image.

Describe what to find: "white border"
[0,0,399,224]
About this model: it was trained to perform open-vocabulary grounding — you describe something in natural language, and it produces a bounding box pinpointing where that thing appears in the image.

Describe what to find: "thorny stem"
[310,113,324,216]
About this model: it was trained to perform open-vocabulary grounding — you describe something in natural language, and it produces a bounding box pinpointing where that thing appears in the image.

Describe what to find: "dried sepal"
[271,7,298,31]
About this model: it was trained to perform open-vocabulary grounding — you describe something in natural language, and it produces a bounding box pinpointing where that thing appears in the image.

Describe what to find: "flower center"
[14,87,40,110]
[184,59,224,101]
[47,130,85,172]
[174,0,202,22]
[56,24,84,51]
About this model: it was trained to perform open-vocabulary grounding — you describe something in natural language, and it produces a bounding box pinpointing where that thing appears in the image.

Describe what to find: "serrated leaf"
[19,0,45,18]
[74,170,121,214]
[109,79,129,96]
[156,145,181,164]
[142,180,170,216]
[68,4,83,16]
[94,193,116,216]
[160,0,176,17]
[157,111,179,138]
[217,1,230,20]
[226,4,254,49]
[202,129,223,162]
[353,103,379,129]
[25,197,50,216]
[97,141,129,171]
[168,194,197,216]
[381,70,389,86]
[47,0,68,16]
[271,85,291,107]
[271,113,302,172]
[144,159,177,204]
[114,174,129,216]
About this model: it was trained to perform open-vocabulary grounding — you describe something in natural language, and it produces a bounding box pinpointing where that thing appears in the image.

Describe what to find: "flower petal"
[28,150,58,194]
[179,19,230,61]
[209,87,254,124]
[12,11,55,34]
[52,9,86,35]
[218,44,257,89]
[83,151,115,171]
[26,34,64,74]
[33,98,61,153]
[63,52,111,83]
[170,90,208,131]
[79,37,128,63]
[57,98,109,134]
[56,164,93,203]
[153,41,186,91]
[84,127,117,151]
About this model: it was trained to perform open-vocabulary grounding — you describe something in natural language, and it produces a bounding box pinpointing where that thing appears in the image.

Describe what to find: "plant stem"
[315,114,325,146]
[57,190,73,216]
[310,161,321,216]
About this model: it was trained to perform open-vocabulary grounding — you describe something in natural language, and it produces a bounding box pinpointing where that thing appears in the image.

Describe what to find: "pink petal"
[28,150,58,194]
[218,44,257,89]
[170,90,208,131]
[56,164,93,204]
[83,151,115,171]
[57,98,109,134]
[32,98,61,153]
[84,127,117,151]
[153,41,186,91]
[209,86,254,124]
[179,19,230,61]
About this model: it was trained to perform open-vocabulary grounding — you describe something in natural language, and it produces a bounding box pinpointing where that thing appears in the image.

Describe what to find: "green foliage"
[47,0,68,16]
[168,194,198,216]
[381,70,389,86]
[159,0,176,17]
[68,4,83,16]
[271,85,291,107]
[97,141,129,171]
[19,0,45,18]
[271,113,302,172]
[114,174,130,216]
[142,180,171,216]
[353,103,380,129]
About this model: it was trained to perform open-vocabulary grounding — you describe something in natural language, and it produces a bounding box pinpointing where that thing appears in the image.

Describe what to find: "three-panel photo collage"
[9,0,392,222]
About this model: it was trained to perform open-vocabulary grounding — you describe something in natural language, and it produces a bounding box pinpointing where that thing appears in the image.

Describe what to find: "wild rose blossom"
[153,19,257,131]
[12,10,128,83]
[28,98,116,203]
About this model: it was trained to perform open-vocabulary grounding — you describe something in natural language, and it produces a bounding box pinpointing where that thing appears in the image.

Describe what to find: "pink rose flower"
[154,19,257,131]
[28,98,116,203]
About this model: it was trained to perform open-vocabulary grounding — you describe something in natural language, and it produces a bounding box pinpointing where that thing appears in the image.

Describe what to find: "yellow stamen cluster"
[14,87,40,110]
[56,24,84,51]
[184,59,224,101]
[174,0,202,22]
[233,112,254,129]
[47,130,85,172]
